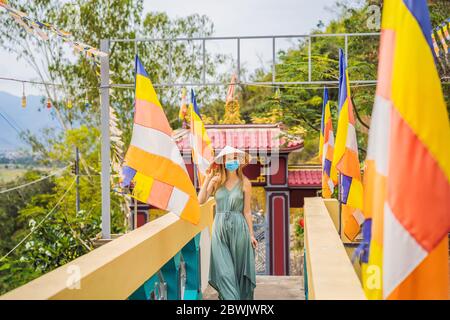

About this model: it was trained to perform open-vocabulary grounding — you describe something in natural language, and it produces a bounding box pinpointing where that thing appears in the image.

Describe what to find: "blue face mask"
[225,159,240,171]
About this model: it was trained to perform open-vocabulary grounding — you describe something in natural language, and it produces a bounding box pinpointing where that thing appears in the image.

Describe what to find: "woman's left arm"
[243,178,257,249]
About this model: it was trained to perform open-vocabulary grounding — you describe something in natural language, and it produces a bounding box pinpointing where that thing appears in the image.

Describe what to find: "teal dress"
[208,181,256,300]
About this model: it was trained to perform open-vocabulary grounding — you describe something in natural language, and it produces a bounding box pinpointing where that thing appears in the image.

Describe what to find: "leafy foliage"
[0,0,448,295]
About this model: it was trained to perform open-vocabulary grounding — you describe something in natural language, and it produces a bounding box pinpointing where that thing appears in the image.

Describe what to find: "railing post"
[128,273,159,300]
[161,252,181,300]
[181,233,201,299]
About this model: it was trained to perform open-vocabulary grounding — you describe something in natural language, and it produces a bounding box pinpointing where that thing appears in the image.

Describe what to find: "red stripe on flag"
[376,29,396,100]
[134,98,172,136]
[388,108,450,252]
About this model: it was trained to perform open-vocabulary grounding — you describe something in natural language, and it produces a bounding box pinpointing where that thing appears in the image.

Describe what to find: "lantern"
[85,92,90,108]
[21,83,26,108]
[46,97,51,109]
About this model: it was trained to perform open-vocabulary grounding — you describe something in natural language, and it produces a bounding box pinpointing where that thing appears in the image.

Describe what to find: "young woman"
[198,145,257,300]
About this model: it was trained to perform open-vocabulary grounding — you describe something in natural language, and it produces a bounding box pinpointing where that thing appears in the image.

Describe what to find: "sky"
[0,0,341,96]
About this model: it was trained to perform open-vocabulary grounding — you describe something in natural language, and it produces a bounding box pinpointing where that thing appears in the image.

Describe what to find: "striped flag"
[363,0,449,300]
[121,55,200,225]
[431,33,440,58]
[332,49,364,241]
[179,88,189,127]
[189,89,214,186]
[319,87,337,198]
[436,27,449,55]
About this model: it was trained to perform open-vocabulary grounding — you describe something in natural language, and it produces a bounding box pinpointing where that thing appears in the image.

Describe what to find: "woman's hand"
[209,174,220,188]
[250,235,258,249]
[204,167,215,182]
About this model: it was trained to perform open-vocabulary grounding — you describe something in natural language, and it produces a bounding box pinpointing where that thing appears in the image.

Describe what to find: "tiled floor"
[203,275,305,300]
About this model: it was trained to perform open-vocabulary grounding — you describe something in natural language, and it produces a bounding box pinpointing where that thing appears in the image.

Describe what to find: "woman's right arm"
[198,171,217,204]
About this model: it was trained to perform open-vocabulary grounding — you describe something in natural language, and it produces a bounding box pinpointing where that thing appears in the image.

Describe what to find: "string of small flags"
[432,18,450,64]
[0,0,107,62]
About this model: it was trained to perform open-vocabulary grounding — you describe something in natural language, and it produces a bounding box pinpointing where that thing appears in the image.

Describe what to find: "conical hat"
[213,145,250,165]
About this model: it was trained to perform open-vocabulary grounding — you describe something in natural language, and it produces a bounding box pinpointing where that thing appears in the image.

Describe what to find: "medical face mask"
[225,159,240,172]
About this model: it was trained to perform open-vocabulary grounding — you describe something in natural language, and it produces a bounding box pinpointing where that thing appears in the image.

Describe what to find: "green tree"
[0,0,227,293]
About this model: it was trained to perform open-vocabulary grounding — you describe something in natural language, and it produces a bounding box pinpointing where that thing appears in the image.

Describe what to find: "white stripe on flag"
[321,143,328,165]
[366,95,391,176]
[352,209,365,226]
[383,202,427,299]
[327,178,335,193]
[328,131,335,147]
[131,123,187,173]
[345,123,358,153]
[166,187,189,217]
[190,133,211,174]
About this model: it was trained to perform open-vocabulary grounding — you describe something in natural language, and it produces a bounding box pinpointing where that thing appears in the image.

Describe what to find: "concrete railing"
[1,198,215,300]
[304,197,366,300]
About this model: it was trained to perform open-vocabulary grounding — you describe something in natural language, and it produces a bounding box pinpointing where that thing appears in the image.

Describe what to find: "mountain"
[0,91,61,151]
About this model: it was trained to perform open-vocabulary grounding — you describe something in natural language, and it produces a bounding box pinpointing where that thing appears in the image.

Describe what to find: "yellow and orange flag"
[121,55,200,225]
[362,0,449,299]
[189,89,214,186]
[332,49,364,241]
[179,88,189,125]
[319,87,337,198]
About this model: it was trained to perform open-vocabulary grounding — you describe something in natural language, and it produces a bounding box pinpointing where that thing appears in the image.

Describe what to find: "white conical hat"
[213,145,250,165]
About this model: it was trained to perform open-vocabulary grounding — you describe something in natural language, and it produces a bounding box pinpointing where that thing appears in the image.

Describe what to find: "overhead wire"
[0,177,76,262]
[0,165,70,194]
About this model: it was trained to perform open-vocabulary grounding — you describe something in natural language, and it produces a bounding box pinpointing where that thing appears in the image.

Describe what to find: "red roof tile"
[288,169,321,188]
[174,123,303,153]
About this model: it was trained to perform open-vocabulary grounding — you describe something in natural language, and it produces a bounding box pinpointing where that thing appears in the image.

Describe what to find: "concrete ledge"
[304,197,365,300]
[1,199,215,300]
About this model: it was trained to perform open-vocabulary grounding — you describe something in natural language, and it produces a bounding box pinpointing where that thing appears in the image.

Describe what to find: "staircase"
[203,276,305,300]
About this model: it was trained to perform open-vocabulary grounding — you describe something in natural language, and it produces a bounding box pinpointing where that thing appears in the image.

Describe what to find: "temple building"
[173,122,321,275]
[131,92,322,275]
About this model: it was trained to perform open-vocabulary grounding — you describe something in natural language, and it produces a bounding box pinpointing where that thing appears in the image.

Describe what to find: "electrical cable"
[0,177,76,262]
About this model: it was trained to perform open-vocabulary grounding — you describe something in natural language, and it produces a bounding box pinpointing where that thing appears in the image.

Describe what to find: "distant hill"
[0,91,61,151]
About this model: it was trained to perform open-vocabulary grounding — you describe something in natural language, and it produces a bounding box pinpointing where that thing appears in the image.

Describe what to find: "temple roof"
[288,166,321,188]
[174,123,303,153]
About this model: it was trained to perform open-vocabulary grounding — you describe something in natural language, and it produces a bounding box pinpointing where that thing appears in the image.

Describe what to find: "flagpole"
[100,39,111,240]
[338,172,342,239]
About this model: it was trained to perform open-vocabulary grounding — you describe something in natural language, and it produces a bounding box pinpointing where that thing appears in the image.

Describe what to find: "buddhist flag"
[436,27,449,55]
[332,49,364,241]
[431,33,440,58]
[189,89,214,185]
[179,88,189,123]
[363,0,449,300]
[319,87,337,198]
[121,55,200,225]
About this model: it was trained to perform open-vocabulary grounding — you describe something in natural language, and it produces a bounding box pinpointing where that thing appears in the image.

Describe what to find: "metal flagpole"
[338,173,342,239]
[134,198,138,230]
[75,147,80,214]
[100,39,111,239]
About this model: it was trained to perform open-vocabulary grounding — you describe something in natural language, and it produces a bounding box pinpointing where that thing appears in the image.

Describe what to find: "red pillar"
[266,154,290,275]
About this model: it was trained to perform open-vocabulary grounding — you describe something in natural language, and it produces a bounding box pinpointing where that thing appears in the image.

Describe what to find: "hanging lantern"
[67,98,73,109]
[85,91,90,108]
[46,97,52,109]
[21,82,26,108]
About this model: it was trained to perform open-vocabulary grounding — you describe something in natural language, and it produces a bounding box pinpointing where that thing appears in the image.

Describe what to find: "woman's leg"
[229,216,257,300]
[209,219,240,300]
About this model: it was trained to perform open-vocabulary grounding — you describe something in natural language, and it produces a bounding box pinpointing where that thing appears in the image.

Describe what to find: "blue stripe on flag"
[321,87,328,134]
[341,174,352,204]
[135,55,149,78]
[191,89,201,118]
[324,158,332,176]
[121,165,137,188]
[402,0,433,52]
[338,49,348,113]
